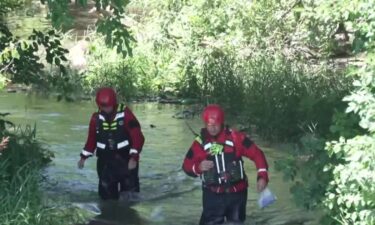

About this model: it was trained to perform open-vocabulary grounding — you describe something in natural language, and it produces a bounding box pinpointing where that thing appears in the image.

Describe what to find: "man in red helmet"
[182,104,269,225]
[78,87,145,201]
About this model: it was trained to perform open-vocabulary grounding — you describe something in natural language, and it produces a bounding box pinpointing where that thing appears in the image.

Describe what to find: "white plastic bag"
[258,187,276,209]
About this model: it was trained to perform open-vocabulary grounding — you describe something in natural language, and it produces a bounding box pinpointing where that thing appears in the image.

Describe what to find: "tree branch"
[280,0,302,20]
[0,59,14,74]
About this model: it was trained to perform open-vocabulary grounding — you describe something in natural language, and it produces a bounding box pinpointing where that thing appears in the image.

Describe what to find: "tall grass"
[241,55,352,140]
[73,0,354,141]
[0,115,87,225]
[179,51,352,141]
[83,35,138,101]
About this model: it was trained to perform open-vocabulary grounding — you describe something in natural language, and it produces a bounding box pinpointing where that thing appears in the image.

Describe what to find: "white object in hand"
[258,187,276,209]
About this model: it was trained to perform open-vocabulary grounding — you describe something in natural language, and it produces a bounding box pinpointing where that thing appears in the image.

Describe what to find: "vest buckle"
[108,139,115,150]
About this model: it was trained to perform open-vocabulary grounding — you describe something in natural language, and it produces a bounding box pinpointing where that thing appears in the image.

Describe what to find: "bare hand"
[77,158,85,169]
[257,178,267,192]
[0,136,10,151]
[128,158,137,170]
[199,160,214,172]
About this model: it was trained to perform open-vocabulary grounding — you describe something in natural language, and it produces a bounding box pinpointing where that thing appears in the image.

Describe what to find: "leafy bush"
[323,61,375,225]
[83,35,138,100]
[275,131,344,213]
[122,0,353,141]
[275,0,375,218]
[0,114,88,225]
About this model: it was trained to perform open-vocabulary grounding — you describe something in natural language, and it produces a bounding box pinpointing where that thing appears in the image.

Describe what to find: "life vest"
[95,104,131,159]
[196,129,246,186]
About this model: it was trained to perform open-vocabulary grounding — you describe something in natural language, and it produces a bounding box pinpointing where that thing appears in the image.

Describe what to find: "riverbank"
[0,113,89,225]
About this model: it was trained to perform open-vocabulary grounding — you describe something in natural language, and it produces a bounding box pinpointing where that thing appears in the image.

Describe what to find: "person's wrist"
[80,156,87,160]
[129,148,138,155]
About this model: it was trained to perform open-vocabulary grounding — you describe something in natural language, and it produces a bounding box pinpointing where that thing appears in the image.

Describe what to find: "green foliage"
[242,55,351,140]
[300,0,375,55]
[96,14,134,57]
[0,165,89,225]
[329,110,364,139]
[0,74,8,89]
[75,0,135,57]
[43,0,74,30]
[269,1,375,223]
[2,0,374,223]
[275,133,339,211]
[200,53,246,111]
[323,60,375,225]
[0,113,52,182]
[1,127,53,173]
[124,0,353,140]
[1,28,69,84]
[1,0,135,92]
[94,0,135,57]
[83,35,137,100]
[0,113,88,225]
[1,0,70,91]
[176,60,201,99]
[0,0,27,15]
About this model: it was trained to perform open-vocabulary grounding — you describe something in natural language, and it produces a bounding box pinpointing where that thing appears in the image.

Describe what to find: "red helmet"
[202,104,225,125]
[95,87,117,107]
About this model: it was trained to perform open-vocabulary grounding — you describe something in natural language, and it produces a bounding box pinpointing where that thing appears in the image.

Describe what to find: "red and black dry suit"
[81,104,145,200]
[182,127,269,225]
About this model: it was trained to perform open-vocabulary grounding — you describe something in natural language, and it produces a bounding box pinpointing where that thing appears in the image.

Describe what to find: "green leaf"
[352,37,366,53]
[54,58,61,66]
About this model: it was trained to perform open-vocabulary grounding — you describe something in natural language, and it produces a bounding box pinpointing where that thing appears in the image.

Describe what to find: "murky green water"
[0,92,320,225]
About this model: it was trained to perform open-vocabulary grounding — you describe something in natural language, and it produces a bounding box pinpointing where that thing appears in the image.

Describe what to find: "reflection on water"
[0,92,320,225]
